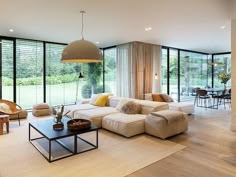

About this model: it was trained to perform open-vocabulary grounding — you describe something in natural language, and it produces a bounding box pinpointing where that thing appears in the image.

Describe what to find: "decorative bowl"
[67,119,91,131]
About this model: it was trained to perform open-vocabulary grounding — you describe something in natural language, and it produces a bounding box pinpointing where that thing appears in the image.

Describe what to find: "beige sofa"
[64,96,169,137]
[64,95,188,139]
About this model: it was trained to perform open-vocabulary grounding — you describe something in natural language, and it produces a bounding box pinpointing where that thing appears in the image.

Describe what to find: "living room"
[0,0,236,177]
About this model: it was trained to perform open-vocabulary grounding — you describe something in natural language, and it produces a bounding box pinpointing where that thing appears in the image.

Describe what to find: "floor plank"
[126,106,236,177]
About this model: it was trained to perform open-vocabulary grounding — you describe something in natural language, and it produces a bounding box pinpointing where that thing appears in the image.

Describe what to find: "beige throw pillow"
[116,99,141,114]
[160,94,174,102]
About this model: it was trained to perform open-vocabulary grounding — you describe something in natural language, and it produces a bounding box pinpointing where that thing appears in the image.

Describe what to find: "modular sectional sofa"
[64,95,188,139]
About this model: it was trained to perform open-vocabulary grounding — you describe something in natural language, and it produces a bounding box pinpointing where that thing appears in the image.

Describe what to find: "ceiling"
[0,0,235,53]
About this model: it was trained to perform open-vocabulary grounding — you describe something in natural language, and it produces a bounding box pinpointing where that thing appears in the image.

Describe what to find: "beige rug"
[0,119,185,177]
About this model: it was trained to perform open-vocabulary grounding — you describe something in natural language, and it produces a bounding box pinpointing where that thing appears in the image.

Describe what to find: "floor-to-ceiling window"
[46,43,84,105]
[0,36,105,108]
[179,51,210,101]
[104,47,117,95]
[1,40,14,101]
[213,53,231,88]
[161,48,168,93]
[169,49,178,100]
[16,39,44,108]
[161,47,210,102]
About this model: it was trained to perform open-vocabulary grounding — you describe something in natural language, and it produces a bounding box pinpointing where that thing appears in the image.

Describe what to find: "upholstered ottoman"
[32,103,51,117]
[102,113,146,137]
[145,110,188,139]
[168,102,194,114]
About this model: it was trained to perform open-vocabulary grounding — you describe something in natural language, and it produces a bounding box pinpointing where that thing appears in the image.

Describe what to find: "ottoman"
[145,110,188,139]
[32,103,51,117]
[102,113,146,137]
[168,102,194,114]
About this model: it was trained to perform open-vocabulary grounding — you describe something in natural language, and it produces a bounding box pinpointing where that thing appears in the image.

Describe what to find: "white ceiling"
[0,0,235,53]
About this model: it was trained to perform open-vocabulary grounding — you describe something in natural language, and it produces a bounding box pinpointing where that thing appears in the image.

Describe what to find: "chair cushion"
[0,103,12,114]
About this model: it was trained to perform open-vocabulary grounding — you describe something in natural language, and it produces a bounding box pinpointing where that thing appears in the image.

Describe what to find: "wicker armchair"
[0,99,22,125]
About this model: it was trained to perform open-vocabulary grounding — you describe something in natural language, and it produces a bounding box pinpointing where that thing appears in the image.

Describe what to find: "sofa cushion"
[108,96,123,108]
[168,102,194,114]
[152,94,164,102]
[64,104,98,118]
[102,113,146,137]
[73,107,119,128]
[135,100,169,115]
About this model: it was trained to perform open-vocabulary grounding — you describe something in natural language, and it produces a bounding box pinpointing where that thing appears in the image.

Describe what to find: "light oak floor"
[127,106,236,177]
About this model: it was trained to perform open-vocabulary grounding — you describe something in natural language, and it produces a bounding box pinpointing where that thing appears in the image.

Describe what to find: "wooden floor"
[127,106,236,177]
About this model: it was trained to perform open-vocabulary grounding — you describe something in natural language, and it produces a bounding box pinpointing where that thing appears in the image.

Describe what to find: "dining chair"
[212,89,227,109]
[196,89,211,109]
[223,89,231,108]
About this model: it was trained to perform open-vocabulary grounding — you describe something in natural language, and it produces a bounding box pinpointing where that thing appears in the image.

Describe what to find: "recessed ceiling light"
[95,41,100,44]
[145,27,152,31]
[9,29,14,32]
[220,26,226,29]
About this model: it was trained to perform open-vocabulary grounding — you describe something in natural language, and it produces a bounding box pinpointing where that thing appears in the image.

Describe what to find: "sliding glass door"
[179,51,210,101]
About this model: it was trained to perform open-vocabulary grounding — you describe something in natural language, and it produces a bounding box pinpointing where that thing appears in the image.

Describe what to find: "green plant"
[218,71,231,84]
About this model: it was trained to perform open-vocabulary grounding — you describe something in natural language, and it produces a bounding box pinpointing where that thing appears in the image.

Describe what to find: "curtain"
[132,42,153,99]
[116,43,135,98]
[152,45,162,93]
[116,42,161,99]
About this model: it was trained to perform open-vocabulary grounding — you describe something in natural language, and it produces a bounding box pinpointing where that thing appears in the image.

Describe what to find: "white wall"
[231,19,236,131]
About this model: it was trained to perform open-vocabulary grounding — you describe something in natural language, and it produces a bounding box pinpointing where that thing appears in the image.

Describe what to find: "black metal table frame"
[29,123,98,163]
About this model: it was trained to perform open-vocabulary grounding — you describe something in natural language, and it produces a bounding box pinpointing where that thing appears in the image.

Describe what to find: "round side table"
[0,115,10,135]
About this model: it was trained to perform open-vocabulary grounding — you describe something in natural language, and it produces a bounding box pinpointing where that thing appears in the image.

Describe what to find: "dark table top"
[29,117,98,140]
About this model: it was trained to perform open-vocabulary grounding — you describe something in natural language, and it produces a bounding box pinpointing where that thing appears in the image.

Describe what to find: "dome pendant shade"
[61,39,103,63]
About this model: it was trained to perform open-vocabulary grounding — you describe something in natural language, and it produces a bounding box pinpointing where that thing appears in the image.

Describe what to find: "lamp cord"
[81,11,84,40]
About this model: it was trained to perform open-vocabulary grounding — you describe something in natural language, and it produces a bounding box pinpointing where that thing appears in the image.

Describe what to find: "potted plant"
[217,71,231,89]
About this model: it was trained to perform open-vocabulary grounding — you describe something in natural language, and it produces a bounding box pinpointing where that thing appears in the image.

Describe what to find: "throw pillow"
[152,94,164,102]
[89,94,100,105]
[160,94,174,102]
[94,95,109,107]
[116,99,141,114]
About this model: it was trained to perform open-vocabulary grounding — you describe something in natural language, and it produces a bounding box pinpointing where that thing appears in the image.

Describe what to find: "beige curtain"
[116,41,161,99]
[132,42,153,99]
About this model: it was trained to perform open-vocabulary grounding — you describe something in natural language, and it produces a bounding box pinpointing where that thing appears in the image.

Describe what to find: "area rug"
[0,120,185,177]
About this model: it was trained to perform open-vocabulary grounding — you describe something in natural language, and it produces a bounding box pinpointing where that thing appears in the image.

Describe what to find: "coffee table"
[29,118,98,162]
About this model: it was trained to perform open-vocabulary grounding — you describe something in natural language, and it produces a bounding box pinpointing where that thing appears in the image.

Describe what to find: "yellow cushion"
[94,95,109,107]
[0,103,12,114]
[152,94,164,102]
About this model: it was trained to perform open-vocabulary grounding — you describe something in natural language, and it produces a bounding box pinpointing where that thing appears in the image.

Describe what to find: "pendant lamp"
[61,11,102,63]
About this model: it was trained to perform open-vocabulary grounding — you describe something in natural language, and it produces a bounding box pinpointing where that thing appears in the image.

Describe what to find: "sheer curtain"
[116,43,135,98]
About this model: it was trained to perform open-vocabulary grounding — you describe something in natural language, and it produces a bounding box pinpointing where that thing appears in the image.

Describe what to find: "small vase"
[224,84,226,90]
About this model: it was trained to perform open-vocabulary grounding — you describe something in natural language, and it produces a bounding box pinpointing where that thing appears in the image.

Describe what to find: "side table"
[0,115,10,135]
